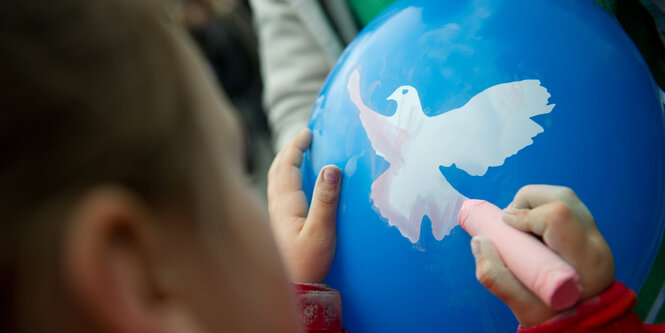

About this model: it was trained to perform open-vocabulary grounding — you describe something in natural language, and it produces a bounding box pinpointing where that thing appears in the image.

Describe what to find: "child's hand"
[267,129,342,283]
[470,185,615,328]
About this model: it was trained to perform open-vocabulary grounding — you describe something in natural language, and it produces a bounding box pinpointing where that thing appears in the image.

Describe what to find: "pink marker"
[458,199,582,311]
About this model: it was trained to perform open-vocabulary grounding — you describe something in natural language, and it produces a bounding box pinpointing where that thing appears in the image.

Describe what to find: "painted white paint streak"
[347,68,554,243]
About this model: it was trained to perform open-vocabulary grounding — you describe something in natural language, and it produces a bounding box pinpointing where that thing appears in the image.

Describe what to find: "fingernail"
[471,238,482,257]
[501,212,517,225]
[323,167,340,184]
[296,129,312,150]
[294,151,303,166]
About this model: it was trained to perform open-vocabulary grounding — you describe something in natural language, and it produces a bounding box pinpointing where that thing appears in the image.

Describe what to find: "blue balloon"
[302,0,665,331]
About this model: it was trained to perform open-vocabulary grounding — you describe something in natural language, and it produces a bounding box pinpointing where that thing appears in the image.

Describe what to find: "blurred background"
[169,0,273,201]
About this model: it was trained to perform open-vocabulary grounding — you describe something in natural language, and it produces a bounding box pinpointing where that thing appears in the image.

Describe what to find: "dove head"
[387,85,422,113]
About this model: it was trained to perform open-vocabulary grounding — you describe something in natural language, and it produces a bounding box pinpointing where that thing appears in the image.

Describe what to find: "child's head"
[0,0,298,331]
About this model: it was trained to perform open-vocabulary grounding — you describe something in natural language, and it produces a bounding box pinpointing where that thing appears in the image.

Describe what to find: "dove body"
[458,199,582,310]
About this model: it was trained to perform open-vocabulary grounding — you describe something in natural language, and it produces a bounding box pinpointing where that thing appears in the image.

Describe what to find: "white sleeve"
[250,0,341,151]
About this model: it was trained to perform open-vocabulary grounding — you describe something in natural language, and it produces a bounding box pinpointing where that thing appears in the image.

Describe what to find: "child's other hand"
[267,129,342,283]
[471,185,615,328]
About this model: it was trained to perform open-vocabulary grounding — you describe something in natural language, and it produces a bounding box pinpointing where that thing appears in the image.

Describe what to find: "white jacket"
[250,0,359,150]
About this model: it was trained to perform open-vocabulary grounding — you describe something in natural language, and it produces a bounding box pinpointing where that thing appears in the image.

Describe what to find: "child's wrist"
[518,281,634,332]
[293,283,343,331]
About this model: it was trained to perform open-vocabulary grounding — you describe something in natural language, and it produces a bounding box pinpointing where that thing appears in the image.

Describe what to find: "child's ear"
[63,186,203,333]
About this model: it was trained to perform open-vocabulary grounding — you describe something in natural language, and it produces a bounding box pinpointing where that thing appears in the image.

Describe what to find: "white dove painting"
[347,68,555,243]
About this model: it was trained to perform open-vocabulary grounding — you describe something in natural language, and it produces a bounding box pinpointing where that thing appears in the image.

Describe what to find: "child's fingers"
[472,236,531,304]
[268,130,311,186]
[502,202,586,264]
[472,236,555,328]
[501,201,615,301]
[268,129,312,192]
[302,165,342,241]
[506,184,595,232]
[502,185,616,304]
[267,129,312,222]
[508,185,579,210]
[283,129,312,167]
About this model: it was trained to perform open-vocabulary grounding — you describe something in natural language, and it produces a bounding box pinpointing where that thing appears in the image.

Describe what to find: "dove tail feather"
[370,170,421,243]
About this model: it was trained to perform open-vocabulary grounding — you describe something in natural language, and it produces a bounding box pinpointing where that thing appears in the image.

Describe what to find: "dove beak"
[387,90,399,102]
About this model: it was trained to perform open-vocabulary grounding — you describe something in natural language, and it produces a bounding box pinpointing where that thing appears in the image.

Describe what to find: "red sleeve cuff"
[293,283,344,332]
[518,281,645,333]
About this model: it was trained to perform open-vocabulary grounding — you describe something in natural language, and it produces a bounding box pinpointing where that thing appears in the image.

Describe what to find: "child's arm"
[463,185,664,332]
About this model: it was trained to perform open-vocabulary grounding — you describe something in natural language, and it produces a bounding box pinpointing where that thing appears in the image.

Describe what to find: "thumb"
[302,165,342,239]
[472,236,532,304]
[471,236,556,328]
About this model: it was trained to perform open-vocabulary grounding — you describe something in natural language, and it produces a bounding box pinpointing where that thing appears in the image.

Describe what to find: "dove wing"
[429,80,555,176]
[347,69,404,162]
